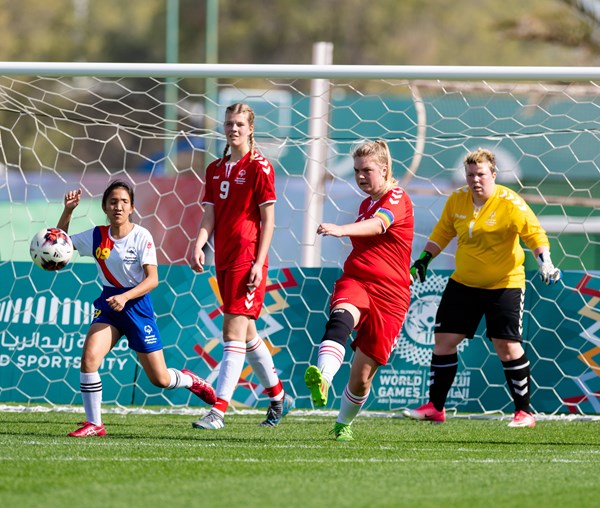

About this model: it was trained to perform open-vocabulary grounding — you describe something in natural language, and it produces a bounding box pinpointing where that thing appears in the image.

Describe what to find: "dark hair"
[102,180,134,211]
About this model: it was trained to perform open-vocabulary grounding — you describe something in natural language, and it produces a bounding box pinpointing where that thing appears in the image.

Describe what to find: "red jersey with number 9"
[202,151,276,270]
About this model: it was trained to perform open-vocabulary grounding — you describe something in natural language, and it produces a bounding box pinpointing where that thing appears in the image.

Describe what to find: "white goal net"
[0,63,599,417]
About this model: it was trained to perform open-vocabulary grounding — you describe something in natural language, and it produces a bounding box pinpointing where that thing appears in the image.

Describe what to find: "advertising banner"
[1,262,599,414]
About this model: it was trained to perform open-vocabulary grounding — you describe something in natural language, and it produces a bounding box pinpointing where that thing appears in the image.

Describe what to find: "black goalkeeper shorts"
[434,278,524,341]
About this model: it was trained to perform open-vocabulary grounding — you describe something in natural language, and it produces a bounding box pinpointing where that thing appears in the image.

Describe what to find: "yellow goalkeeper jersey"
[429,184,549,289]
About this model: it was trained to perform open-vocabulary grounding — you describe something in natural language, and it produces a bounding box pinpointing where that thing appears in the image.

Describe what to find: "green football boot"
[330,422,354,442]
[304,365,329,406]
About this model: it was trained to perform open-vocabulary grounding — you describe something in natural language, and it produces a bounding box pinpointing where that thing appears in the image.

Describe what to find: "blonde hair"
[219,103,256,166]
[464,148,496,173]
[352,140,396,184]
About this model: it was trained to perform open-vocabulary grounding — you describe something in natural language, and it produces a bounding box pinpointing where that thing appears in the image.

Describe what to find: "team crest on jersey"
[485,211,497,226]
[124,247,137,265]
[396,273,467,365]
[235,169,247,185]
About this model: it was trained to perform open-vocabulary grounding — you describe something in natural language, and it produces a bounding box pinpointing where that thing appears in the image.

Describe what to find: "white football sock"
[215,342,247,403]
[337,385,369,425]
[246,335,283,401]
[317,339,346,385]
[166,368,192,389]
[80,371,102,426]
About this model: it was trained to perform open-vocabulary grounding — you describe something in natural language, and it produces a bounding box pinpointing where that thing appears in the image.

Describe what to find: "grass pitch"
[1,410,599,508]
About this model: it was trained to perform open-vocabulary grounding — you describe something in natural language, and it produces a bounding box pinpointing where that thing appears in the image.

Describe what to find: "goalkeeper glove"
[410,251,433,283]
[537,251,562,285]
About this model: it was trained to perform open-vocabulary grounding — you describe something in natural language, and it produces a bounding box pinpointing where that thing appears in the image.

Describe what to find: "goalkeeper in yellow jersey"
[403,148,561,428]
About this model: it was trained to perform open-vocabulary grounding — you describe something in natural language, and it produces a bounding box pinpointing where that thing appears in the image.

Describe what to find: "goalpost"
[0,62,599,418]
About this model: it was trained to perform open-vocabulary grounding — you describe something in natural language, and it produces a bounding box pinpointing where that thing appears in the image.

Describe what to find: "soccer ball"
[29,227,74,271]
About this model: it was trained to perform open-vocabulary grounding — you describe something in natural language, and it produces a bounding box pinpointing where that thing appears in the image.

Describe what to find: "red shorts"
[331,275,409,365]
[216,262,267,320]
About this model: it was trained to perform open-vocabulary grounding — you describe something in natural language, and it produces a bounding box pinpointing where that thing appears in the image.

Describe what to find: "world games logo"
[397,273,466,366]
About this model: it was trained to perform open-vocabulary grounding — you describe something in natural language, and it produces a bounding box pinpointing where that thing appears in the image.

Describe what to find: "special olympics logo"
[396,273,448,366]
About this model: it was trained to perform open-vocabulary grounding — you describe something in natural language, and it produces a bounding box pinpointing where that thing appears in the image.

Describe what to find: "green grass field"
[1,410,599,508]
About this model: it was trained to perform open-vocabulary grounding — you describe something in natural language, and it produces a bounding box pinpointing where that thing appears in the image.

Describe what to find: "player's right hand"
[410,251,433,283]
[189,248,205,273]
[64,189,81,210]
[317,223,342,237]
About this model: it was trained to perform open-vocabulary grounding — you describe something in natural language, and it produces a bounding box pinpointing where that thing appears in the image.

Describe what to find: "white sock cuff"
[343,385,369,405]
[246,335,262,352]
[317,340,346,385]
[80,371,101,384]
[167,368,192,389]
[319,340,346,363]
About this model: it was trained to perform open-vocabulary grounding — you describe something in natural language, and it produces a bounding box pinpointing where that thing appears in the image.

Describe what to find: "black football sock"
[502,354,531,413]
[428,353,458,412]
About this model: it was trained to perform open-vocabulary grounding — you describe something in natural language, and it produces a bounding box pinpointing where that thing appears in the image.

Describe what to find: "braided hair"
[219,103,256,166]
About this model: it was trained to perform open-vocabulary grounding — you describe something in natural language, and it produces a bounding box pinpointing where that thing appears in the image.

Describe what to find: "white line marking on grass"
[0,456,598,464]
[4,404,600,422]
[9,441,600,460]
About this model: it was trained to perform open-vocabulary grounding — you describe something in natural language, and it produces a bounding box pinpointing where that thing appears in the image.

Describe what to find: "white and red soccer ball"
[29,227,73,271]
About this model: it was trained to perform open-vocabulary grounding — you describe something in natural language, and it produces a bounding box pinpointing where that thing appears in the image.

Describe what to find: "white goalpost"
[0,62,599,420]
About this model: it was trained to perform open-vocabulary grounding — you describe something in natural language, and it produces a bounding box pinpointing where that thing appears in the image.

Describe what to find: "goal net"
[0,63,599,417]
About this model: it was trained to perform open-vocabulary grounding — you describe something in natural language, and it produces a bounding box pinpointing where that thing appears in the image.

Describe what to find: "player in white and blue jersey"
[57,180,216,437]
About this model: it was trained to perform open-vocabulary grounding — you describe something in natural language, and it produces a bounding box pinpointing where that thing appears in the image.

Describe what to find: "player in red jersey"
[190,103,294,430]
[304,140,414,441]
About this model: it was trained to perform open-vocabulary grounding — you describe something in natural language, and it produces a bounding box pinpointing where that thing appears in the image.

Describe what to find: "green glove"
[410,251,433,283]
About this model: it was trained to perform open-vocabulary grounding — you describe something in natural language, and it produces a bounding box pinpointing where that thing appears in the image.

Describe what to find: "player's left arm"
[248,202,274,289]
[533,245,562,285]
[518,201,562,285]
[106,263,159,312]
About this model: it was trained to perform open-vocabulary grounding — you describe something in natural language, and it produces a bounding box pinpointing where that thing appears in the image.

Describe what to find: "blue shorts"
[92,286,163,353]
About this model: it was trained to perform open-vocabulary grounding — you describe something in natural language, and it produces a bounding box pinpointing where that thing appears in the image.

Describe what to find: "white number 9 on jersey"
[219,180,230,199]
